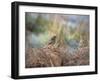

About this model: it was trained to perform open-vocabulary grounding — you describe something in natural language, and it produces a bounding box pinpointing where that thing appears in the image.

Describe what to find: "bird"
[48,35,56,45]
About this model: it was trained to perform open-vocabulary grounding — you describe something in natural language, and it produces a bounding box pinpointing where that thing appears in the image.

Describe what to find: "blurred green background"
[25,12,89,53]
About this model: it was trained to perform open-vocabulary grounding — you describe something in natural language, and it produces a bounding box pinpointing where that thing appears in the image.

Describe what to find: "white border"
[19,5,95,76]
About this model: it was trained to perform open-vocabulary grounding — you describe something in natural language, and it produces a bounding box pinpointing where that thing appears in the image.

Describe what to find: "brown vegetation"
[25,45,89,68]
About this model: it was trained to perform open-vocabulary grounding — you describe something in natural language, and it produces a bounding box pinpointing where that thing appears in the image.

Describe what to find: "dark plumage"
[48,36,56,45]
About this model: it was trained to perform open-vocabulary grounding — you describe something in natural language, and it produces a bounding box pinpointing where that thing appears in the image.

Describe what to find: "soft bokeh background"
[25,13,89,54]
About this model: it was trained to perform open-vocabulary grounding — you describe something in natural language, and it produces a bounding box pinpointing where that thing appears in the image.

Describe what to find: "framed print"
[11,1,98,79]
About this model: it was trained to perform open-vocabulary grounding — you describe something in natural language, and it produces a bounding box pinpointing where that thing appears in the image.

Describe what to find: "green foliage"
[25,13,89,48]
[72,32,81,41]
[54,25,66,47]
[35,15,48,27]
